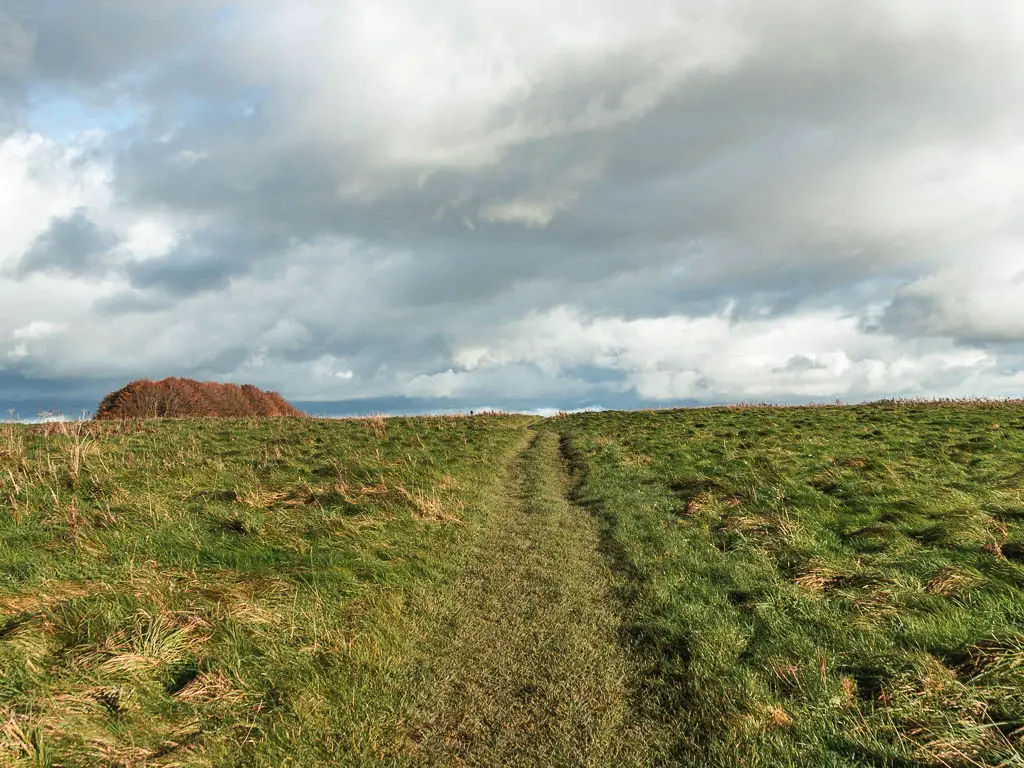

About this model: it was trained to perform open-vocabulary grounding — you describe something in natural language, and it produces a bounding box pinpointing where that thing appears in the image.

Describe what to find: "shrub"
[94,378,304,420]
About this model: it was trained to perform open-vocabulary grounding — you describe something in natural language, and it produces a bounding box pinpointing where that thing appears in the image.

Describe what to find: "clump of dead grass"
[0,708,48,767]
[364,413,388,439]
[926,566,984,597]
[396,486,464,524]
[793,562,847,592]
[621,453,652,468]
[0,579,108,616]
[720,512,799,544]
[75,610,209,675]
[174,669,249,707]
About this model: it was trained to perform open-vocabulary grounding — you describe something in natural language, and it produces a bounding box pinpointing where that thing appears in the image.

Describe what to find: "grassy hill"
[1,403,1023,766]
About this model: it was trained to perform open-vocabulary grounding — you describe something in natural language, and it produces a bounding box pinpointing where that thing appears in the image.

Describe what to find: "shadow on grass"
[558,432,699,757]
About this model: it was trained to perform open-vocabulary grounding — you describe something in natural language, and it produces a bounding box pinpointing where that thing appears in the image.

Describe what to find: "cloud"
[0,132,110,266]
[881,246,1024,343]
[478,195,578,228]
[13,208,117,278]
[0,0,1022,410]
[6,320,66,367]
[4,0,210,86]
[446,306,1004,401]
[225,2,748,181]
[0,8,35,79]
[12,320,66,340]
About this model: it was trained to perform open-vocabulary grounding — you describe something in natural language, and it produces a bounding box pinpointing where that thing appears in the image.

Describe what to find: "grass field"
[552,402,1024,767]
[2,403,1023,766]
[0,415,534,766]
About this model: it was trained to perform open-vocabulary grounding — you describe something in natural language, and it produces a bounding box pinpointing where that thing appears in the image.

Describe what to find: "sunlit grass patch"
[0,414,531,766]
[552,401,1024,766]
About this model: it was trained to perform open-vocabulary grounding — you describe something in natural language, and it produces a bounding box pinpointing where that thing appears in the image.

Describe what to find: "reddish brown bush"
[94,378,305,420]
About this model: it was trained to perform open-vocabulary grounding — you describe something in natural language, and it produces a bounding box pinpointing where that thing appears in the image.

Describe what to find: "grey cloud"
[0,7,34,79]
[194,345,253,375]
[93,292,176,316]
[776,356,828,374]
[123,228,290,297]
[14,209,117,279]
[881,294,1024,345]
[2,0,210,87]
[126,250,239,296]
[881,294,946,337]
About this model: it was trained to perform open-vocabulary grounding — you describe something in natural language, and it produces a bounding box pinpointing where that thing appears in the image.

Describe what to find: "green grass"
[550,402,1024,766]
[0,415,531,766]
[2,402,1024,766]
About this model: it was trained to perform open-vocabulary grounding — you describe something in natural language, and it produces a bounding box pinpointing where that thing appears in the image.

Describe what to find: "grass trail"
[411,429,658,767]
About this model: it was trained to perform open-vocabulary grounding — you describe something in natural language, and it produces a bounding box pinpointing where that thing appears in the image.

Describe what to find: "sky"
[1,1,1023,416]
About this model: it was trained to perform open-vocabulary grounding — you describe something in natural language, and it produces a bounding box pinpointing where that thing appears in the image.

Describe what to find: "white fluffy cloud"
[448,306,1006,402]
[232,2,747,175]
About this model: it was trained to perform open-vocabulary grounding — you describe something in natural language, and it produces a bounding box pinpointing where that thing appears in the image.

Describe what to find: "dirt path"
[411,429,654,767]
